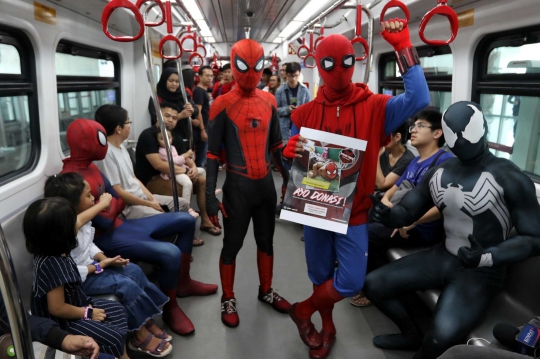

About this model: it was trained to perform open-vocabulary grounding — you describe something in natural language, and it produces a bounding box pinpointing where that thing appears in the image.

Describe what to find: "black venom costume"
[364,101,540,359]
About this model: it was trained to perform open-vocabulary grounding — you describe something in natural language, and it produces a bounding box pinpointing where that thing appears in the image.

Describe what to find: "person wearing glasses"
[362,111,453,300]
[275,62,311,142]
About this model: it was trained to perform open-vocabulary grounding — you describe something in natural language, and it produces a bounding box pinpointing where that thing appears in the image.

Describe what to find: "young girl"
[44,173,173,357]
[26,197,129,359]
[155,129,199,216]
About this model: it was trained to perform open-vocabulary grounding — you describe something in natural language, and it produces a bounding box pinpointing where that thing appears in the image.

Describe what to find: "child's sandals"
[145,319,172,341]
[128,333,172,357]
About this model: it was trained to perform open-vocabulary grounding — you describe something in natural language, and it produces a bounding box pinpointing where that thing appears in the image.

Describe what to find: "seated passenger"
[365,102,540,359]
[61,118,217,336]
[352,111,452,307]
[375,122,415,192]
[44,173,172,357]
[93,104,192,220]
[25,198,129,359]
[0,296,104,359]
[155,129,199,218]
[135,101,221,236]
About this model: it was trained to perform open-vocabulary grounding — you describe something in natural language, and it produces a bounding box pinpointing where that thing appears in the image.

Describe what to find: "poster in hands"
[280,128,367,234]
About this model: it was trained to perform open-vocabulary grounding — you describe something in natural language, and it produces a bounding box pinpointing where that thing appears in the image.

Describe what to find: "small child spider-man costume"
[62,119,217,336]
[206,39,291,328]
[283,25,430,358]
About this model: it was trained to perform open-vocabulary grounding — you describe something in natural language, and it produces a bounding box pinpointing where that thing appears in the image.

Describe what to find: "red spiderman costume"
[206,39,291,328]
[283,22,430,358]
[62,119,218,336]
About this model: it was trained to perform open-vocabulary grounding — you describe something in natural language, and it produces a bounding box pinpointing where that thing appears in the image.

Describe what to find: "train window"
[0,27,39,185]
[379,45,453,113]
[473,26,540,178]
[56,40,120,155]
[0,43,21,75]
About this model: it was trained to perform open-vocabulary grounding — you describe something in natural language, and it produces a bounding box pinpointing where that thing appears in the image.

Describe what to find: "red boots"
[219,251,291,328]
[163,289,195,336]
[220,258,239,327]
[164,252,218,335]
[177,253,218,297]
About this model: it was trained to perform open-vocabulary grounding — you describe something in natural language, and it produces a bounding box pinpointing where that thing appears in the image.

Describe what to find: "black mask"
[442,101,489,162]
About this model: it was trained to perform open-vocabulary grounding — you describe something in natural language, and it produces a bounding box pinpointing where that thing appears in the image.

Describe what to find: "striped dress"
[31,255,128,358]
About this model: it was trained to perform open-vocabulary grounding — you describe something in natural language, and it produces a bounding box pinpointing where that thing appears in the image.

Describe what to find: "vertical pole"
[142,3,180,211]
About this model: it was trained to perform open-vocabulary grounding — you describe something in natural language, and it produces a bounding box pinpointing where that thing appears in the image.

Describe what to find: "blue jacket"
[275,83,311,121]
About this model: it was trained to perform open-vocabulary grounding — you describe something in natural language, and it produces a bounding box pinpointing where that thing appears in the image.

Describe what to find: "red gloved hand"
[283,134,301,159]
[209,202,228,229]
[381,18,412,51]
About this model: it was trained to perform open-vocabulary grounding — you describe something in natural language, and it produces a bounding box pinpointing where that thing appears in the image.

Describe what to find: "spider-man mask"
[442,101,489,162]
[67,119,108,163]
[315,34,356,92]
[231,39,265,91]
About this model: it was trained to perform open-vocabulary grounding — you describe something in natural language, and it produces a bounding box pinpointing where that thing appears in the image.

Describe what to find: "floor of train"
[140,170,427,359]
[31,171,429,359]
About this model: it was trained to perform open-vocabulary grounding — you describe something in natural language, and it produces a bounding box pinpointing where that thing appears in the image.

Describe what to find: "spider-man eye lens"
[320,57,334,71]
[255,56,264,72]
[235,55,249,73]
[342,54,355,68]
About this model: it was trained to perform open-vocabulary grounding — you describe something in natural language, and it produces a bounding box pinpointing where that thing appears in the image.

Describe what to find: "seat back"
[1,208,33,312]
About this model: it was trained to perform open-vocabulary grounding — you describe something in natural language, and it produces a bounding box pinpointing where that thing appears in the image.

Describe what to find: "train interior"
[0,0,540,358]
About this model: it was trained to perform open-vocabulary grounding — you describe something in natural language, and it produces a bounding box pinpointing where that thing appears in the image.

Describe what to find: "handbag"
[390,150,445,206]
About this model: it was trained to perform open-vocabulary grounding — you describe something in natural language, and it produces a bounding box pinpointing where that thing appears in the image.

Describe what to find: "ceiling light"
[205,36,216,43]
[197,21,213,37]
[278,21,303,39]
[182,0,205,20]
[273,37,283,44]
[294,0,332,22]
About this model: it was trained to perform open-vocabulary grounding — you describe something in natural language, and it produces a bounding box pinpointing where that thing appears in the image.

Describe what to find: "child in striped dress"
[26,197,129,359]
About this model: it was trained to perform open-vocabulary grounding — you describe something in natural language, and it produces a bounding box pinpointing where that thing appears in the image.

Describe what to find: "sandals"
[350,292,371,307]
[193,237,205,247]
[200,226,221,236]
[128,333,172,357]
[145,319,172,341]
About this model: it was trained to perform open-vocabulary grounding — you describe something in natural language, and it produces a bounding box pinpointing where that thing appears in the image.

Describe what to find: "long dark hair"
[24,197,78,256]
[44,172,85,209]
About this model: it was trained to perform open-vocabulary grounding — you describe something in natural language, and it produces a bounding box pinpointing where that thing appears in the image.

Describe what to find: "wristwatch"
[92,260,103,274]
[84,306,94,320]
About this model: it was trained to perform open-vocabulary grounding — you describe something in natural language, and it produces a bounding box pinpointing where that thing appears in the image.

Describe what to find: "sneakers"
[221,297,239,328]
[257,287,291,313]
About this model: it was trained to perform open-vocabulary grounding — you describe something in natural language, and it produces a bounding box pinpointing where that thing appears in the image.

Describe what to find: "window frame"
[472,25,540,182]
[0,25,41,186]
[56,40,120,154]
[378,45,453,95]
[56,40,121,93]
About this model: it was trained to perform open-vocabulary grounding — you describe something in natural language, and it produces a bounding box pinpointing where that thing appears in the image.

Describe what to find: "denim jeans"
[94,212,195,290]
[83,264,168,331]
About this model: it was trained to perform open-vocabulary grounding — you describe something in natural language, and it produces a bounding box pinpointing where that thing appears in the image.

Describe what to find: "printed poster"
[280,128,367,234]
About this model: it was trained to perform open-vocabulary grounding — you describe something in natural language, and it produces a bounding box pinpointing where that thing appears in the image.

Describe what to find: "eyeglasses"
[409,123,432,133]
[124,120,133,125]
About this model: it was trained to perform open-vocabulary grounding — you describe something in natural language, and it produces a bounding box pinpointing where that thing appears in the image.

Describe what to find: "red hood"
[63,119,108,169]
[315,83,373,107]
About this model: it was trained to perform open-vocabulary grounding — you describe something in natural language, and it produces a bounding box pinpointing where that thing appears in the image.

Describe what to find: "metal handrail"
[0,224,34,359]
[141,2,180,212]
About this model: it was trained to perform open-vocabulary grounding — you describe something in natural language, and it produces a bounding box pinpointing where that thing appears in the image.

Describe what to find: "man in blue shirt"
[370,110,453,269]
[275,62,311,142]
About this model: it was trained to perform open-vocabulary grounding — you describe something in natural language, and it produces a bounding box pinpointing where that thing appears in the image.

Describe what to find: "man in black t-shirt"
[193,66,212,168]
[136,101,222,235]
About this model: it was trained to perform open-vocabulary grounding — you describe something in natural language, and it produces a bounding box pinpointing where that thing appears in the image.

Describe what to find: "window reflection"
[58,90,116,153]
[0,96,32,178]
[487,43,540,74]
[0,44,21,75]
[481,94,540,175]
